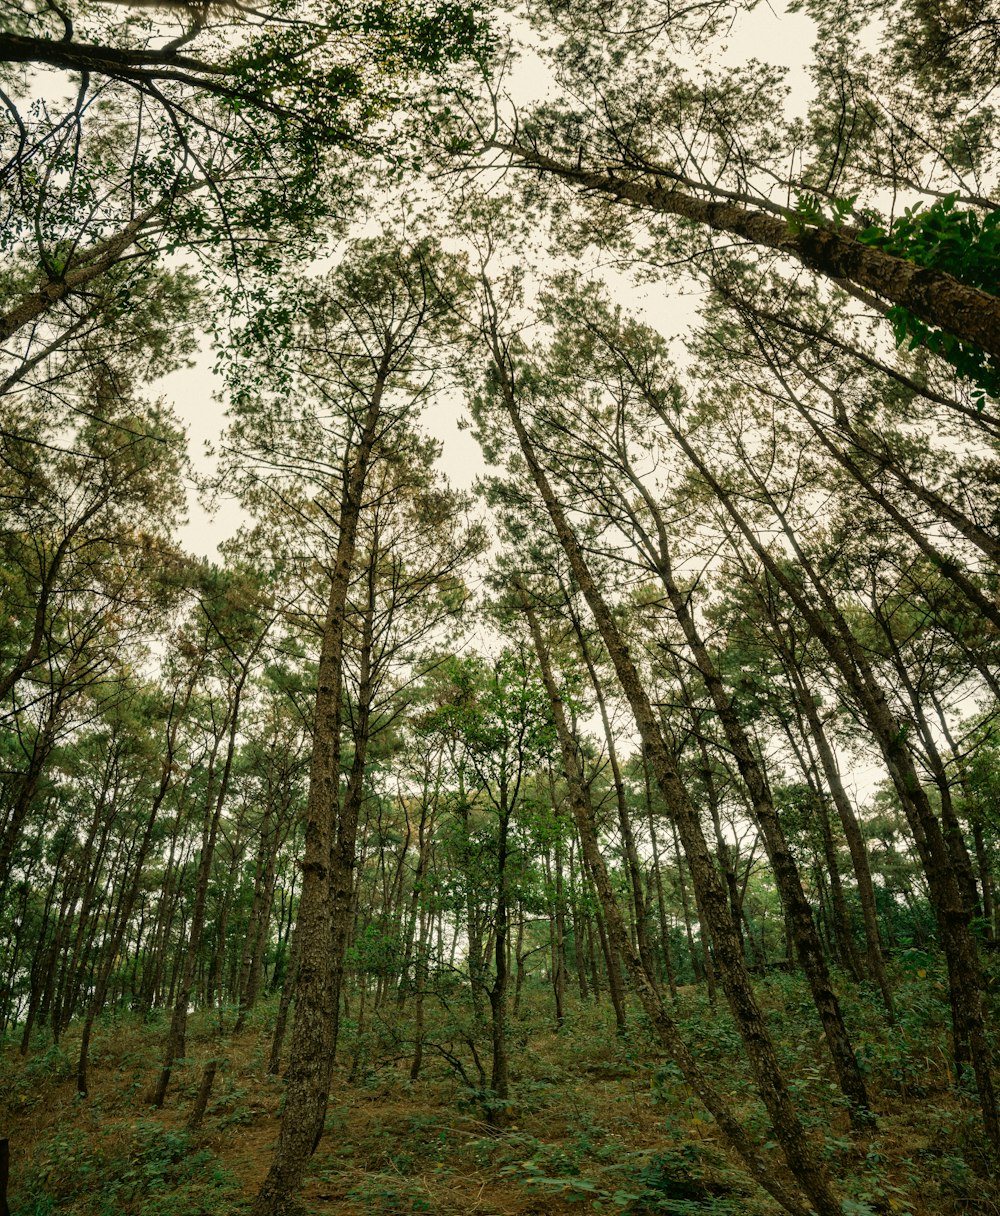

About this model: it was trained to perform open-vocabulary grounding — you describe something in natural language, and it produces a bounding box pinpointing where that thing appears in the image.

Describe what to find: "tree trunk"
[253,359,388,1216]
[656,406,996,1147]
[151,664,251,1109]
[671,820,702,983]
[614,470,870,1123]
[488,779,512,1123]
[519,586,825,1216]
[646,803,678,1000]
[494,141,1000,361]
[488,378,839,1212]
[784,660,896,1020]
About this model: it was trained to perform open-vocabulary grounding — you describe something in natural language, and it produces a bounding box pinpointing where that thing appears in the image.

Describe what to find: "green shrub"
[12,1120,243,1216]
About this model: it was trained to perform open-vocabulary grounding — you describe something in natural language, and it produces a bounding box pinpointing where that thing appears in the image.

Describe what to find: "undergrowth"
[3,962,1000,1215]
[11,1120,242,1216]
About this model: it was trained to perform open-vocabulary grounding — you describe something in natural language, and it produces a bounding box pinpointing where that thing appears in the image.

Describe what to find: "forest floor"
[3,959,1000,1215]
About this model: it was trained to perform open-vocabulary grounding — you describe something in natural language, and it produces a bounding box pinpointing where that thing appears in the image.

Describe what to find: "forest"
[1,0,999,1212]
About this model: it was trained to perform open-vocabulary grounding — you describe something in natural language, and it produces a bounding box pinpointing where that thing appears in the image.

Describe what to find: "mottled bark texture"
[647,402,999,1152]
[519,587,815,1216]
[252,364,388,1216]
[493,143,1000,361]
[483,313,840,1215]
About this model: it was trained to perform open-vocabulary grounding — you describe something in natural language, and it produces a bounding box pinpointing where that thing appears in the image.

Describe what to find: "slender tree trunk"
[493,141,1000,360]
[972,818,995,942]
[235,806,281,1032]
[544,849,565,1027]
[646,804,678,1000]
[572,903,590,1000]
[573,627,656,979]
[268,926,301,1077]
[151,662,253,1108]
[613,472,870,1123]
[519,586,826,1216]
[592,898,627,1031]
[694,741,745,960]
[488,782,512,1122]
[671,821,702,983]
[513,906,526,1019]
[488,358,840,1213]
[410,903,431,1081]
[326,558,380,1068]
[783,661,895,1019]
[253,359,388,1216]
[655,407,996,1147]
[690,862,719,1006]
[779,718,864,982]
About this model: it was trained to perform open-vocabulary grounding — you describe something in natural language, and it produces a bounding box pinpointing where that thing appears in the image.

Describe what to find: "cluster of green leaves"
[855,196,1000,404]
[788,188,999,402]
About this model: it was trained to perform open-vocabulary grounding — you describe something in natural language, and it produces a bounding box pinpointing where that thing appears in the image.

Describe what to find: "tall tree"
[416,647,555,1119]
[473,276,843,1216]
[221,237,477,1216]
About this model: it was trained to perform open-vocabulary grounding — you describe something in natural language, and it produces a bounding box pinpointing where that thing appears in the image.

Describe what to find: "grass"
[2,964,1000,1215]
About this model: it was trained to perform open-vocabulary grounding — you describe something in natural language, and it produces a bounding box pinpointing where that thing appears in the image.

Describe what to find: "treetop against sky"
[4,0,997,560]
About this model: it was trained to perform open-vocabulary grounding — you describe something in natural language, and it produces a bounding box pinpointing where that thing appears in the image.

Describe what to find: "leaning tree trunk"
[653,404,998,1150]
[494,141,1000,361]
[782,655,895,1020]
[486,331,840,1215]
[615,462,871,1125]
[520,587,822,1216]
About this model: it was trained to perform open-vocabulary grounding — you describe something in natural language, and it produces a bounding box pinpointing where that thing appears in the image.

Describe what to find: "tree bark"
[253,359,388,1216]
[647,400,998,1149]
[519,586,820,1216]
[782,658,896,1019]
[0,206,165,343]
[614,451,871,1122]
[493,142,1000,360]
[485,329,839,1213]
